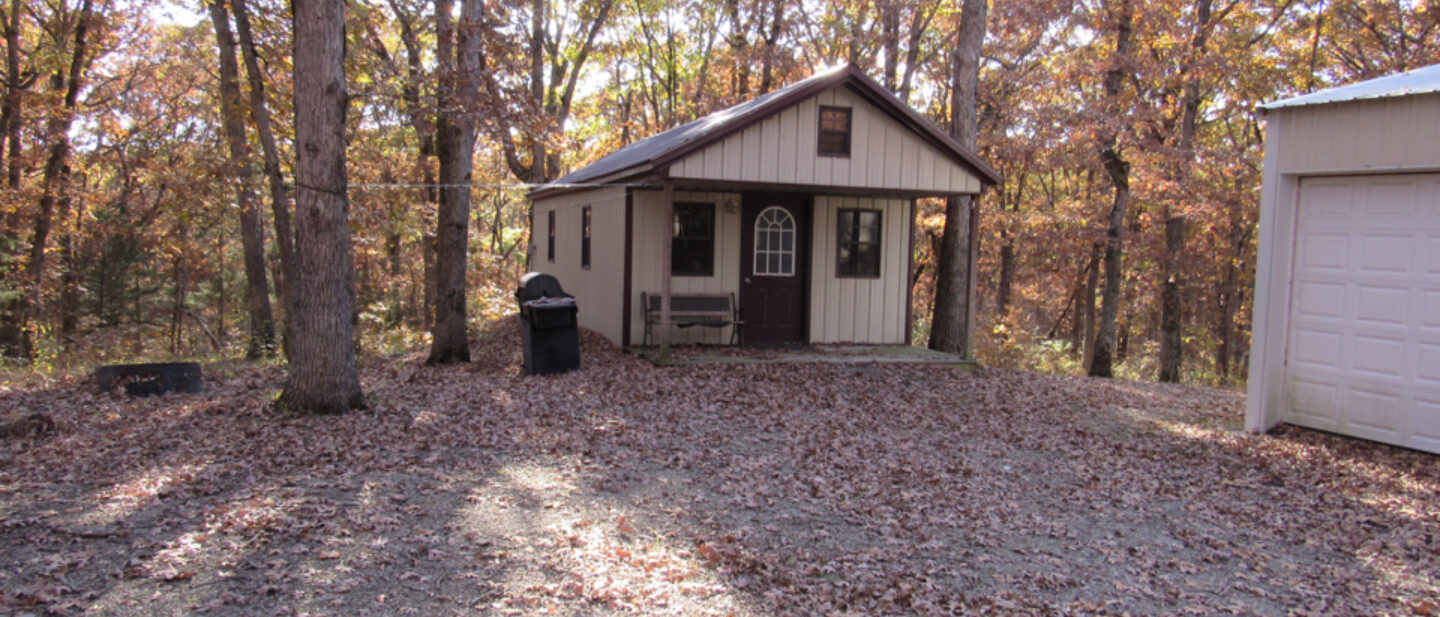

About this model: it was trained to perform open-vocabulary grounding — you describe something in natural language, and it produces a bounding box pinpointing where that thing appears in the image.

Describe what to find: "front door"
[740,194,808,345]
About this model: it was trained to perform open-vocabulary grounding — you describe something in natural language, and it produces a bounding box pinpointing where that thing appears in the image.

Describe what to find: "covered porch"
[630,178,964,356]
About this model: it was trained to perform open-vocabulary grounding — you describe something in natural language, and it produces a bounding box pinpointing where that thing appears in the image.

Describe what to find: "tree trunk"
[422,232,437,328]
[1157,215,1184,382]
[1215,212,1244,382]
[233,0,296,358]
[57,194,81,338]
[427,0,483,364]
[928,0,986,357]
[369,0,436,328]
[1087,0,1134,379]
[1067,257,1088,355]
[880,0,900,91]
[0,0,93,360]
[997,231,1014,316]
[1082,243,1100,370]
[278,0,364,415]
[208,0,276,359]
[1158,0,1213,383]
[2,0,21,191]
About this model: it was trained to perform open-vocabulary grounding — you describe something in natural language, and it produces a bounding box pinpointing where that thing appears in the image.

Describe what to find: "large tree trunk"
[2,0,22,191]
[233,0,297,358]
[278,0,364,415]
[879,0,899,91]
[208,0,276,359]
[928,0,986,357]
[1157,215,1184,381]
[1087,0,1134,379]
[427,0,483,364]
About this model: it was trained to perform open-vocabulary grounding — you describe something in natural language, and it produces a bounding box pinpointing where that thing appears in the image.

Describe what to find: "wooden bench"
[642,292,743,346]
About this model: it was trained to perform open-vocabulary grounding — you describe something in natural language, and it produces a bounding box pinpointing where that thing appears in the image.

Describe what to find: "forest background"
[1,0,1436,385]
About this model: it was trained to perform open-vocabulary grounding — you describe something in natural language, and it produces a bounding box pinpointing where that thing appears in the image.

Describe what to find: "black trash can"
[515,272,581,375]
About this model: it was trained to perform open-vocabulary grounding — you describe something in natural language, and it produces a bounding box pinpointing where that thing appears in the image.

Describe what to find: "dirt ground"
[1,318,1437,616]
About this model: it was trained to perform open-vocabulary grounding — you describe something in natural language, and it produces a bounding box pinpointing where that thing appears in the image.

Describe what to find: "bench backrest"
[643,292,734,315]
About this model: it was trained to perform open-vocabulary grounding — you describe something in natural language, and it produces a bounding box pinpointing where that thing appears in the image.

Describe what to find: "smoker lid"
[515,272,572,301]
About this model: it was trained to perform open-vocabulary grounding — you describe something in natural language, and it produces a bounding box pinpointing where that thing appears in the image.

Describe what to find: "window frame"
[752,205,797,277]
[817,106,852,158]
[546,210,556,262]
[580,205,592,269]
[835,208,882,278]
[671,201,716,277]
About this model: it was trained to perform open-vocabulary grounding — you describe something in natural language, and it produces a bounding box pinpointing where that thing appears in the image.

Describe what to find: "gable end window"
[818,106,852,157]
[672,202,715,276]
[547,210,556,262]
[836,208,881,277]
[581,206,592,269]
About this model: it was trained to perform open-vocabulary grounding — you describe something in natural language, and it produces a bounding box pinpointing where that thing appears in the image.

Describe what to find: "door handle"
[744,277,752,285]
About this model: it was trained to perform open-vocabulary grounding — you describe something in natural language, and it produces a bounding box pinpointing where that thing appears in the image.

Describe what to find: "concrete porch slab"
[629,344,978,369]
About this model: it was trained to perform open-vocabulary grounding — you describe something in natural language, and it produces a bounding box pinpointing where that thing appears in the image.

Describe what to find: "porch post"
[659,181,674,360]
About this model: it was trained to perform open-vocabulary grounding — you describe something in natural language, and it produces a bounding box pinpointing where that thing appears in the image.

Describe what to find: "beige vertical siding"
[629,190,743,345]
[808,196,910,344]
[671,86,983,194]
[1272,93,1440,173]
[529,186,627,346]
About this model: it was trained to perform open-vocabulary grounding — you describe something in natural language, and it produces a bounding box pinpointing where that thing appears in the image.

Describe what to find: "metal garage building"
[1247,63,1440,453]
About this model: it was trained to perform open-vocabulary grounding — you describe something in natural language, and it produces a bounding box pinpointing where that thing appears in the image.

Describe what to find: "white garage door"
[1286,173,1440,453]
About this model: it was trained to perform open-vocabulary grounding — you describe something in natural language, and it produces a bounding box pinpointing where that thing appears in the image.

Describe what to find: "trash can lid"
[523,296,576,308]
[516,272,572,301]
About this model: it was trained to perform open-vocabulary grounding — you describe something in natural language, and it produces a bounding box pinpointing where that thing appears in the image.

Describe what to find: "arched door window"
[753,206,796,276]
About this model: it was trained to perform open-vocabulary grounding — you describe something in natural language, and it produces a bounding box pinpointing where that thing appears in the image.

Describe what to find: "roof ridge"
[535,63,999,195]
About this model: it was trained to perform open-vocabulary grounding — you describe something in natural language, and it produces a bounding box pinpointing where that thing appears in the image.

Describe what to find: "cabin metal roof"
[533,64,1000,197]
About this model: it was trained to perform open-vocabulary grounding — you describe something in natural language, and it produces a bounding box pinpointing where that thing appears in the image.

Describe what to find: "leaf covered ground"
[1,317,1437,616]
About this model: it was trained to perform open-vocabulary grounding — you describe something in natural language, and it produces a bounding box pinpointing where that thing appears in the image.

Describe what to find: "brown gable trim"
[648,72,849,171]
[532,65,1000,201]
[650,65,1000,186]
[839,79,1002,186]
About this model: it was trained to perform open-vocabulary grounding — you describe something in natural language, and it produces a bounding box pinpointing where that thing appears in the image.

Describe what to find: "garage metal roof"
[1263,62,1440,110]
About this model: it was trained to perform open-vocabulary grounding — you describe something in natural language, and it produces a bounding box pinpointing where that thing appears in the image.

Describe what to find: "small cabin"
[528,64,1000,348]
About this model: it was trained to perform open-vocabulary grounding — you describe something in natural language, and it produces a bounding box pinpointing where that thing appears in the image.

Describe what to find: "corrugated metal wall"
[671,85,981,195]
[1273,93,1440,173]
[808,196,910,344]
[629,190,743,345]
[530,186,628,346]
